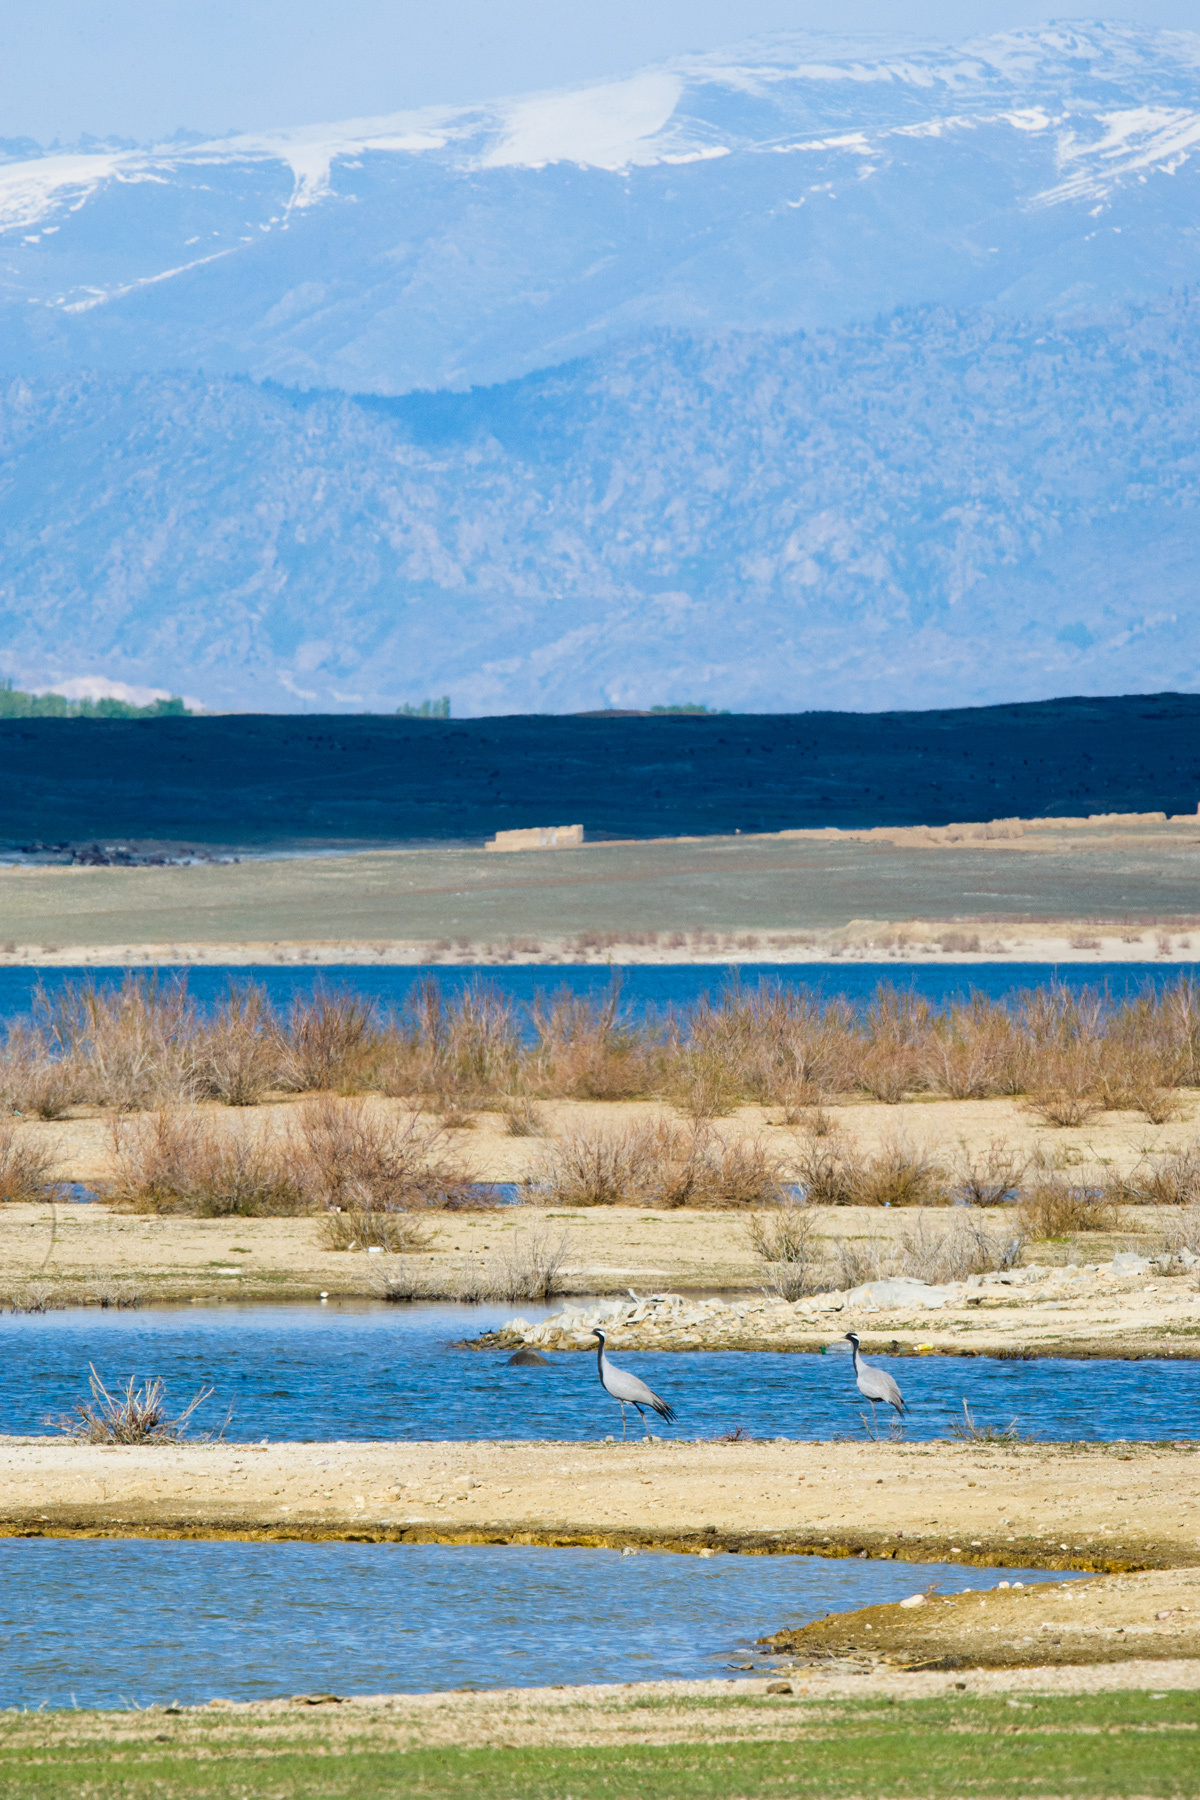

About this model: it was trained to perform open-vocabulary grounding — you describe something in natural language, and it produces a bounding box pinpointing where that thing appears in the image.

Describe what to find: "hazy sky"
[4,2,1198,147]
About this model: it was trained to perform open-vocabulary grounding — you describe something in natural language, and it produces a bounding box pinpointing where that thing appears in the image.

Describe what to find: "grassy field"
[3,1691,1197,1798]
[3,825,1200,952]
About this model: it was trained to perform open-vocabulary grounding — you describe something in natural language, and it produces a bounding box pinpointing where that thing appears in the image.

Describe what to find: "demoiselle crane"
[592,1328,676,1439]
[844,1332,905,1426]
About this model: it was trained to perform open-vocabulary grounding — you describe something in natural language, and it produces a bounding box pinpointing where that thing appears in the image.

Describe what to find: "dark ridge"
[1,693,1197,850]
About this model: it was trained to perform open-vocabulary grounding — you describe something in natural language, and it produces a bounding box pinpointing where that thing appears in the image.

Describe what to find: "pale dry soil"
[6,1097,1200,1361]
[3,1662,1200,1759]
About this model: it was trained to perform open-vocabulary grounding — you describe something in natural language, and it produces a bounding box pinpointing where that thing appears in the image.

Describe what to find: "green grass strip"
[1,1692,1197,1799]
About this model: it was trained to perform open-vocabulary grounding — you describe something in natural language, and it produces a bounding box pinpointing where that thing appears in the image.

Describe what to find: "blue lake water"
[0,1538,1078,1710]
[3,1302,1196,1444]
[1,962,1195,1028]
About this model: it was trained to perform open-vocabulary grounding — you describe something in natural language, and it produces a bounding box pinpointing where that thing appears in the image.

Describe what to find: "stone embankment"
[491,1250,1200,1358]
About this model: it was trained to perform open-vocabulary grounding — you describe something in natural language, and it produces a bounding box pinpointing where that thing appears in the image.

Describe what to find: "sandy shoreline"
[2,921,1200,967]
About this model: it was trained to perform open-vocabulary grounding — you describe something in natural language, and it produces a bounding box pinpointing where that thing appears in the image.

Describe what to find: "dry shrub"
[897,1212,1024,1283]
[947,1137,1028,1206]
[48,1362,213,1443]
[527,1119,787,1209]
[830,1213,1022,1290]
[922,999,1017,1098]
[193,982,282,1106]
[1114,1142,1200,1207]
[526,1122,648,1206]
[279,987,380,1092]
[1022,1045,1104,1127]
[0,1026,78,1119]
[108,1110,305,1216]
[530,983,659,1099]
[832,1236,896,1287]
[500,1097,547,1137]
[290,1095,476,1212]
[0,1120,60,1202]
[851,1136,945,1207]
[744,1204,821,1300]
[33,975,196,1110]
[681,982,857,1107]
[792,1135,861,1206]
[318,1210,435,1253]
[1164,1208,1200,1259]
[1017,1177,1117,1239]
[486,1221,572,1300]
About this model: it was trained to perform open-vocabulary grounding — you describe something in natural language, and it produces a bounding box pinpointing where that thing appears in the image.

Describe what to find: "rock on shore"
[497,1252,1198,1353]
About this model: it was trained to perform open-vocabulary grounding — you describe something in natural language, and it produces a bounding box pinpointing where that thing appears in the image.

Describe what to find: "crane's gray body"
[845,1332,905,1415]
[593,1329,676,1438]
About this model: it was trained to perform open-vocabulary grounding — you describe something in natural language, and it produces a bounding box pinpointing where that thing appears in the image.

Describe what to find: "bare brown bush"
[500,1097,547,1137]
[1164,1208,1200,1259]
[530,982,659,1099]
[1114,1142,1200,1207]
[1017,1178,1118,1239]
[380,979,522,1102]
[193,982,282,1106]
[485,1221,572,1300]
[526,1119,787,1209]
[0,1026,78,1119]
[33,975,196,1110]
[947,1137,1028,1206]
[744,1205,822,1299]
[108,1110,305,1216]
[851,1135,947,1207]
[897,1212,1024,1283]
[289,1095,476,1212]
[0,1120,61,1203]
[791,1135,861,1206]
[279,987,380,1092]
[1022,1044,1105,1127]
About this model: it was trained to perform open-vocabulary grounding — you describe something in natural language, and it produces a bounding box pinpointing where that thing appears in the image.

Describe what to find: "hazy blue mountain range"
[1,21,1199,713]
[3,296,1199,714]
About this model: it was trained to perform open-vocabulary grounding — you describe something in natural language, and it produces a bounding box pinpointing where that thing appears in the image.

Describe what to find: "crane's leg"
[620,1401,627,1440]
[636,1404,650,1438]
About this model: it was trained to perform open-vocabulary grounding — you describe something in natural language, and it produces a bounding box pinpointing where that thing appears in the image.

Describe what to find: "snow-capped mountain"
[3,21,1200,392]
[2,22,1200,715]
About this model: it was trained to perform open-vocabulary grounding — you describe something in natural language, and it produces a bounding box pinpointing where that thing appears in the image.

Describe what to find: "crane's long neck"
[850,1340,862,1374]
[595,1339,606,1384]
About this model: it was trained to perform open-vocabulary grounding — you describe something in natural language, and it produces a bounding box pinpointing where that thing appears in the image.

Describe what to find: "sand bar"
[2,1438,1197,1571]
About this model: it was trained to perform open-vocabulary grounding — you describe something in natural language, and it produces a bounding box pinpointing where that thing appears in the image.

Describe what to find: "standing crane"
[592,1328,676,1438]
[844,1332,905,1426]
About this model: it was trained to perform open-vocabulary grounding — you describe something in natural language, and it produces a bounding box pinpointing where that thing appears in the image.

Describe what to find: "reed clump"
[318,1210,436,1253]
[48,1363,214,1444]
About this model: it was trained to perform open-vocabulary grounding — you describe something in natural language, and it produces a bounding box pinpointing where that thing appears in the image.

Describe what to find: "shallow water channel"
[0,1539,1078,1710]
[2,1302,1197,1443]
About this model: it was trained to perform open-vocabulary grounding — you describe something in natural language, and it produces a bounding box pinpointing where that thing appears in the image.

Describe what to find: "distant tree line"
[0,682,190,720]
[396,697,451,718]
